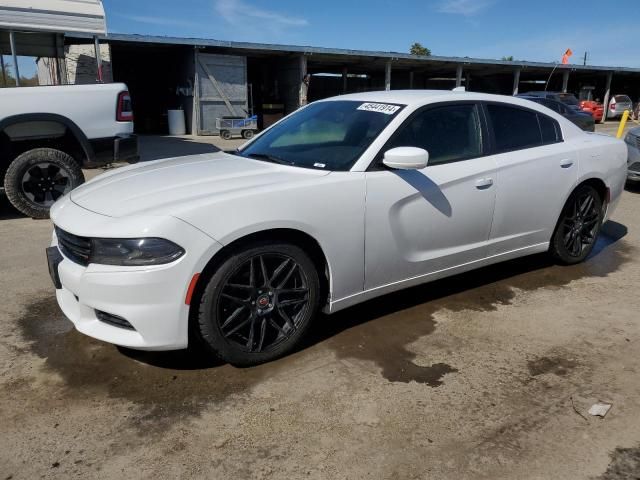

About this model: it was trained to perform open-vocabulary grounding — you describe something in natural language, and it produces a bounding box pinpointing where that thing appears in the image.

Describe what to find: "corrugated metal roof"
[0,0,106,35]
[67,31,640,74]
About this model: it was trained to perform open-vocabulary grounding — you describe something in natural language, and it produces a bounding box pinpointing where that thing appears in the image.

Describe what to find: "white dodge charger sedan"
[47,90,627,366]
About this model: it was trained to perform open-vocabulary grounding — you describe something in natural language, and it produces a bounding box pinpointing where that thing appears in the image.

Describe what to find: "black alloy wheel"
[550,184,603,264]
[218,253,310,353]
[4,148,84,219]
[197,243,320,366]
[21,162,72,207]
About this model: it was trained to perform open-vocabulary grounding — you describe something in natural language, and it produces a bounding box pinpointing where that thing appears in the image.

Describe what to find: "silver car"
[625,126,640,182]
[609,95,633,119]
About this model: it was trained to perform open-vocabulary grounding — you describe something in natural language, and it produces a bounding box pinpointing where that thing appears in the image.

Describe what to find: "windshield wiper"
[246,152,295,166]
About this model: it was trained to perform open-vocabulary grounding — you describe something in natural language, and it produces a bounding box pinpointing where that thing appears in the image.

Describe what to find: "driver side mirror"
[382,147,429,170]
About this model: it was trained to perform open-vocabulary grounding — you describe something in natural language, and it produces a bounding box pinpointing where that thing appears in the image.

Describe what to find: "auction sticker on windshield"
[357,103,401,115]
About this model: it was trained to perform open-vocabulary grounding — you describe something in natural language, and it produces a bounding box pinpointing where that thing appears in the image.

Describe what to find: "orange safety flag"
[561,48,573,64]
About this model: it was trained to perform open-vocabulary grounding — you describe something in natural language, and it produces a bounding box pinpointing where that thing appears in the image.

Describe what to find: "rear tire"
[549,184,603,264]
[4,148,84,219]
[197,242,320,366]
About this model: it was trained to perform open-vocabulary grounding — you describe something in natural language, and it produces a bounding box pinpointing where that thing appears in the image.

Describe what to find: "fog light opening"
[95,310,135,330]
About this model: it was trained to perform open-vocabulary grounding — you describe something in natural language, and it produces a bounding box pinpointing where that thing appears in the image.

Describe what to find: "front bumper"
[49,197,222,350]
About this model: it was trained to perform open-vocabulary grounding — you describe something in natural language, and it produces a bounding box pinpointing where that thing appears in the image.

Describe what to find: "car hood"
[70,152,331,218]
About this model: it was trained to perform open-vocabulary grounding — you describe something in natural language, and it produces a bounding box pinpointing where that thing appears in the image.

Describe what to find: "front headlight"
[91,238,185,266]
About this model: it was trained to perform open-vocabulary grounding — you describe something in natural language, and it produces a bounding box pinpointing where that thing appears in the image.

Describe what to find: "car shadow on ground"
[137,135,221,162]
[0,199,26,220]
[625,181,640,194]
[122,220,629,371]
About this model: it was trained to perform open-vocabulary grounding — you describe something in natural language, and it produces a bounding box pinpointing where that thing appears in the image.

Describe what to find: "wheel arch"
[575,177,609,205]
[188,228,332,340]
[550,176,609,241]
[0,113,94,165]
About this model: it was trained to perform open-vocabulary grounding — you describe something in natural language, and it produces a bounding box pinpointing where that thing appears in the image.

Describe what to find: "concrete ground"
[1,122,640,479]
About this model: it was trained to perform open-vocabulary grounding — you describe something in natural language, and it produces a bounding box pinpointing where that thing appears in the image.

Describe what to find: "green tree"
[501,55,514,61]
[410,42,431,56]
[0,58,39,88]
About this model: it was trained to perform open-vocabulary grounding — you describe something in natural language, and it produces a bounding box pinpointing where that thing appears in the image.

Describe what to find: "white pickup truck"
[1,83,138,218]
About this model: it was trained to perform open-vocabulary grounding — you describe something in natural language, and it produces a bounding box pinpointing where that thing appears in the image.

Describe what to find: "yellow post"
[616,110,630,139]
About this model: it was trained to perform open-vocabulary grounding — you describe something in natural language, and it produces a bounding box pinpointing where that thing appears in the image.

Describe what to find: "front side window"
[487,104,542,153]
[238,100,404,171]
[383,104,482,166]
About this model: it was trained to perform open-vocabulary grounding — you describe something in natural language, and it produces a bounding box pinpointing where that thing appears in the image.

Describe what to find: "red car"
[579,100,604,122]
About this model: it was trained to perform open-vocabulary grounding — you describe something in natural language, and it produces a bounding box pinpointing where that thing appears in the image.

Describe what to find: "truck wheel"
[4,148,85,219]
[242,129,255,140]
[220,130,232,140]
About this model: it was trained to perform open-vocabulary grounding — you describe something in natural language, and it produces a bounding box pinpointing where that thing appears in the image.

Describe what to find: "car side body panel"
[487,141,579,256]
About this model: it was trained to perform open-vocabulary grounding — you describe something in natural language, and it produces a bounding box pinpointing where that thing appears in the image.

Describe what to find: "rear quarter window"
[538,114,562,144]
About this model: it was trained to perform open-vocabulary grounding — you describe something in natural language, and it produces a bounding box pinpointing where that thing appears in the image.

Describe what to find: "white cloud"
[117,14,201,28]
[214,0,308,28]
[437,0,495,16]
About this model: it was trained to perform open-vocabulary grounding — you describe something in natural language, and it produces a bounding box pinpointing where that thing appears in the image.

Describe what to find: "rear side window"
[614,95,631,103]
[487,104,562,153]
[487,104,541,152]
[539,99,562,113]
[557,93,579,106]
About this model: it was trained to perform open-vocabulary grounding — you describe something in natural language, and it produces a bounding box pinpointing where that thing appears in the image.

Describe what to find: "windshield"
[238,100,404,171]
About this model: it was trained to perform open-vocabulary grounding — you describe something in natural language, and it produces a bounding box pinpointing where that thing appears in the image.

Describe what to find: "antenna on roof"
[452,86,466,92]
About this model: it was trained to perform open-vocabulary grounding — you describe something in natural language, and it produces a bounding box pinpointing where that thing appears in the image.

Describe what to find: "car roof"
[321,89,565,108]
[325,89,454,105]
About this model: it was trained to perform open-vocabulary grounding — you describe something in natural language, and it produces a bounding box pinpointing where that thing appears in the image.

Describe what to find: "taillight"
[611,104,616,110]
[116,91,134,122]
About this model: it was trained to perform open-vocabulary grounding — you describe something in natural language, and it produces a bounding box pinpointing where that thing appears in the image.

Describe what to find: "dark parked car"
[519,96,595,132]
[519,91,584,112]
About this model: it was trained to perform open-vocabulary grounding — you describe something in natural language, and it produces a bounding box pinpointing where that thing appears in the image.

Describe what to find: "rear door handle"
[560,158,574,168]
[475,178,494,189]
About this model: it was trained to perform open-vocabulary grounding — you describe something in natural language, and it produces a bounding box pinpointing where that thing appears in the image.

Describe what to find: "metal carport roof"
[0,0,106,35]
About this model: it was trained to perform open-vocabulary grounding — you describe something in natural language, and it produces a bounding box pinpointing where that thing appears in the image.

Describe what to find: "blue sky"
[103,0,638,67]
[4,0,637,78]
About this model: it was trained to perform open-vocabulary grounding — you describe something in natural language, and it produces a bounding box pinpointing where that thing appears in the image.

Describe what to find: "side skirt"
[324,242,549,314]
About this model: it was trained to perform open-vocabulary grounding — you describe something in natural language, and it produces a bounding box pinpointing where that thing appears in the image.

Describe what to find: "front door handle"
[475,178,494,189]
[560,158,574,168]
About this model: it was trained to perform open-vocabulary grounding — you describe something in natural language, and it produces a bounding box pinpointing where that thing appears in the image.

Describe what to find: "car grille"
[55,226,91,266]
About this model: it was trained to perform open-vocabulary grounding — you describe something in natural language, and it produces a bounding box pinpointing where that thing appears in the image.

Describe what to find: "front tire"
[197,242,320,366]
[4,148,84,219]
[549,184,603,264]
